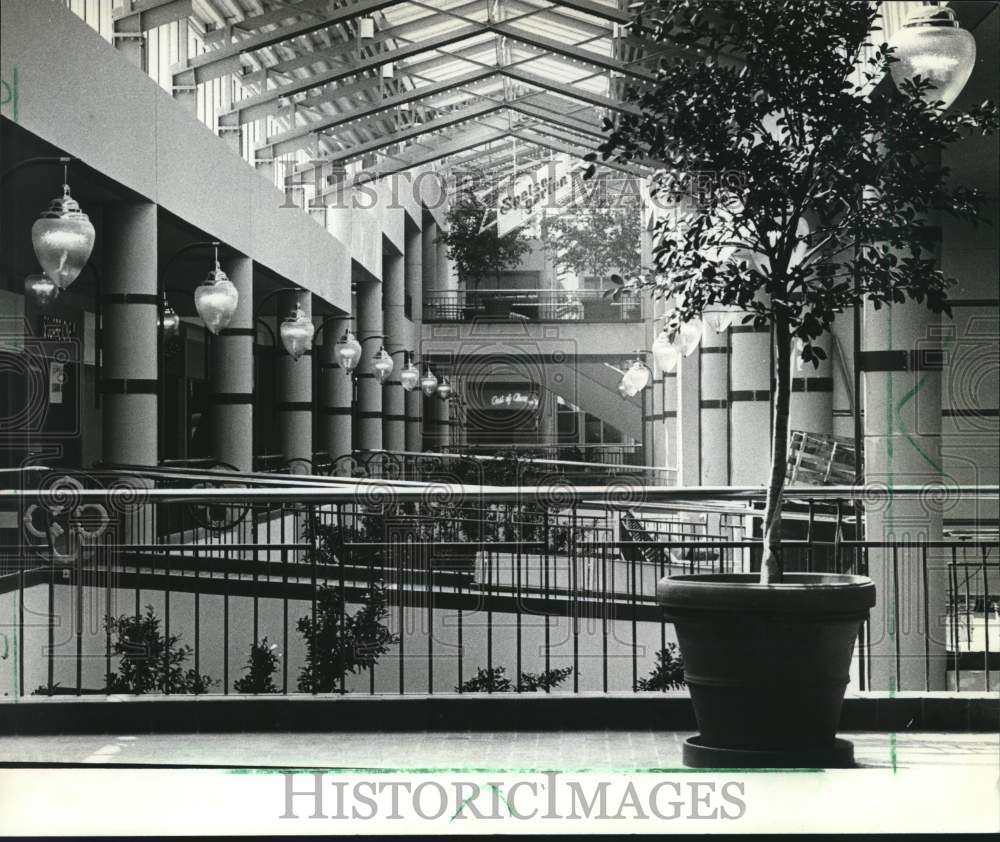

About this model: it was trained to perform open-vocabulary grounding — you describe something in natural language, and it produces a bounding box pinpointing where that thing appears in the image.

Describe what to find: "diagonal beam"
[318,100,506,165]
[507,101,605,140]
[173,0,407,86]
[238,0,489,82]
[545,0,633,25]
[113,0,193,33]
[216,23,485,126]
[490,20,655,80]
[262,68,499,156]
[501,65,641,115]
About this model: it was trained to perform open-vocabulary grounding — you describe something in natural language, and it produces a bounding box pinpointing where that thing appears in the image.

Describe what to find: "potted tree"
[437,192,531,319]
[592,0,997,767]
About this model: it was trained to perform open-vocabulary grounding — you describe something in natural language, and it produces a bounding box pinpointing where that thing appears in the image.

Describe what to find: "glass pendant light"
[620,357,652,397]
[651,328,682,373]
[335,329,363,374]
[31,168,95,291]
[280,304,315,361]
[160,298,181,339]
[420,367,439,397]
[24,274,60,307]
[703,305,740,335]
[436,378,452,400]
[678,318,703,357]
[400,353,420,392]
[889,4,976,110]
[194,246,239,335]
[372,345,394,384]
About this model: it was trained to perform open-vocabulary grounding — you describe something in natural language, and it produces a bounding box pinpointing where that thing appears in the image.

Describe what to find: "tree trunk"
[760,322,792,584]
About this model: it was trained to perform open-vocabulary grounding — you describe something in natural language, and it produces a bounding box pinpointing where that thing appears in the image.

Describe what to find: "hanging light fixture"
[703,305,740,335]
[620,357,652,398]
[194,245,239,335]
[24,274,60,307]
[399,352,420,392]
[651,328,682,373]
[678,318,703,357]
[334,329,363,374]
[436,378,452,400]
[420,367,439,397]
[31,166,95,291]
[159,296,181,339]
[280,304,315,361]
[889,4,976,110]
[372,345,394,384]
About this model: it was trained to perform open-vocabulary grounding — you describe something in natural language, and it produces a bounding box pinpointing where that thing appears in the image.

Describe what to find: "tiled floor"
[1,730,996,770]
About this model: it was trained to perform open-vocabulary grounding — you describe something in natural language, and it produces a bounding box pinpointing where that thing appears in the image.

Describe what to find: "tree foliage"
[592,0,998,579]
[437,192,532,287]
[541,206,644,284]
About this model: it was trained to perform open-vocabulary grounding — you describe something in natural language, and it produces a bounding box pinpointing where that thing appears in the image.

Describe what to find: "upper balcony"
[423,288,643,324]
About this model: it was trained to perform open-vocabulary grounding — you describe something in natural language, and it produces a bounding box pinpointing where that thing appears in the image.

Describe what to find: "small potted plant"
[593,0,997,767]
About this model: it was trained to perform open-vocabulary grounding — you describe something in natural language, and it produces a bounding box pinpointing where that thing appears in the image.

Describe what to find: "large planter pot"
[657,572,875,768]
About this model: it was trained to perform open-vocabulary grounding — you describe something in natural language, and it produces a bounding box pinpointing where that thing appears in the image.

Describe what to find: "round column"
[277,291,312,470]
[101,202,158,466]
[863,298,946,690]
[355,281,383,453]
[211,255,253,472]
[319,322,353,464]
[407,221,426,452]
[728,324,771,485]
[699,324,730,485]
[382,252,406,454]
[788,333,834,442]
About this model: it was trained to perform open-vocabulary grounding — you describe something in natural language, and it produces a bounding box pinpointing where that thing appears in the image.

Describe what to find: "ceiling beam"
[216,23,485,126]
[318,100,506,165]
[262,68,499,155]
[238,0,489,84]
[544,0,633,25]
[173,0,406,86]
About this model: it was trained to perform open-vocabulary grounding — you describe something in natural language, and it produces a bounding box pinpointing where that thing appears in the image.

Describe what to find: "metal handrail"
[6,483,998,504]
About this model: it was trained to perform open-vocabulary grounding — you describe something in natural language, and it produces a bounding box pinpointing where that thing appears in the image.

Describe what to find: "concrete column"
[437,392,452,448]
[101,202,158,466]
[211,255,253,472]
[789,333,834,440]
[863,298,946,691]
[277,291,312,469]
[437,237,453,297]
[700,325,730,485]
[406,222,425,451]
[355,281,383,453]
[663,371,678,482]
[382,252,406,453]
[728,325,772,485]
[319,324,353,462]
[421,220,438,294]
[676,351,700,486]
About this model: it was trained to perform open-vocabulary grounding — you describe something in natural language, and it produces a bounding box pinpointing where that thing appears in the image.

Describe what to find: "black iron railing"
[423,288,643,323]
[1,469,996,699]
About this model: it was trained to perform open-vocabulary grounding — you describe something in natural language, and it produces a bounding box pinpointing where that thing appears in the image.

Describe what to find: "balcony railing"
[2,467,996,699]
[423,288,643,323]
